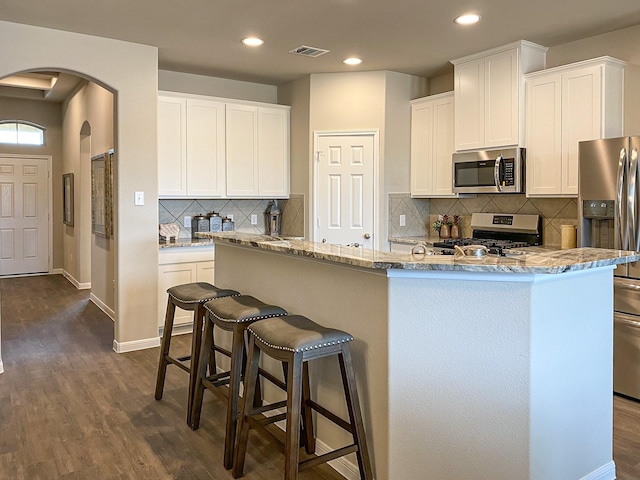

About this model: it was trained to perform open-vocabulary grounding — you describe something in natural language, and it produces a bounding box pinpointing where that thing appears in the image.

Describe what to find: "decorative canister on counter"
[209,212,222,232]
[191,214,210,238]
[561,224,577,249]
[222,217,234,231]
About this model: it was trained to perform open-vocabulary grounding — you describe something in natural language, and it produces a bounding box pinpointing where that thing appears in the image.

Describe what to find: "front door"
[314,132,376,249]
[0,156,50,275]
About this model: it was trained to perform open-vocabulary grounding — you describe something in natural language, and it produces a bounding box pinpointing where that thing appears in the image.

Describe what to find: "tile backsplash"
[389,193,577,246]
[159,194,304,239]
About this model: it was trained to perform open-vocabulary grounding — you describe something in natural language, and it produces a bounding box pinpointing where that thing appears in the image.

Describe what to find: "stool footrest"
[307,399,352,433]
[249,400,288,416]
[166,356,191,374]
[203,371,231,389]
[299,445,358,471]
[258,368,286,390]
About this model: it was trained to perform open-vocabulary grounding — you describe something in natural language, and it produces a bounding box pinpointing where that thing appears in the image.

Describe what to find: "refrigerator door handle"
[617,148,628,249]
[633,147,640,252]
[629,147,638,251]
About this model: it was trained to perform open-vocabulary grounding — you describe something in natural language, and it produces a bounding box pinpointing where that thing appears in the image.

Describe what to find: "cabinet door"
[186,98,226,197]
[410,100,434,196]
[485,48,519,148]
[158,96,187,196]
[431,96,455,196]
[562,65,602,196]
[196,260,215,285]
[526,73,563,196]
[226,103,259,197]
[258,107,290,198]
[158,262,197,328]
[454,59,485,151]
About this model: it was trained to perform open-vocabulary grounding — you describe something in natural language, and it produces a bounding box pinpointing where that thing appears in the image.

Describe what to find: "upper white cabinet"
[158,91,290,199]
[410,92,456,197]
[225,104,290,198]
[525,57,625,197]
[451,40,547,151]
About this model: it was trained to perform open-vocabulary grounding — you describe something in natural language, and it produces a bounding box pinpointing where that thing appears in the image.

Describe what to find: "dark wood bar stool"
[232,315,373,480]
[155,282,240,427]
[191,295,288,470]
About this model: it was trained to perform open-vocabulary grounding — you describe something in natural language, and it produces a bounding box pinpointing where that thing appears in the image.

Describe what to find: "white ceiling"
[1,0,640,86]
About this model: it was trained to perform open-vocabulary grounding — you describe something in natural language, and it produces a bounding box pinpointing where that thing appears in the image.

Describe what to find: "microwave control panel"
[502,158,515,186]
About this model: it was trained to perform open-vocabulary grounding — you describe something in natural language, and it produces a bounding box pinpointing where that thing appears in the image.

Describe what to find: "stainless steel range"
[433,213,542,256]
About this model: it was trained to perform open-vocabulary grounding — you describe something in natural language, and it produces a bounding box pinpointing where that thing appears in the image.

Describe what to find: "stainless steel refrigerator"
[578,136,640,400]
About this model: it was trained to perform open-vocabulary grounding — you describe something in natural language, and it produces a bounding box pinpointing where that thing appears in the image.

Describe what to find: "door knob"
[364,233,371,239]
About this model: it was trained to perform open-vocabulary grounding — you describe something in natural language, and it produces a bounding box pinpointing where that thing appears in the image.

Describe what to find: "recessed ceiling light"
[343,57,362,65]
[242,37,264,47]
[454,14,481,25]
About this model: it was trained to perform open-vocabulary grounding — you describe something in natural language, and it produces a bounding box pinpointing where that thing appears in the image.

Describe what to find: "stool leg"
[232,335,261,479]
[339,344,373,480]
[186,303,206,427]
[301,361,315,454]
[155,297,176,400]
[223,324,246,469]
[190,315,214,430]
[284,352,303,480]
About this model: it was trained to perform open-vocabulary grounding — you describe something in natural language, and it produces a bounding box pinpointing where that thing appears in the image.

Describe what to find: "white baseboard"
[113,336,161,353]
[580,461,616,480]
[158,322,193,338]
[0,359,4,374]
[51,268,63,275]
[62,270,91,290]
[89,293,115,321]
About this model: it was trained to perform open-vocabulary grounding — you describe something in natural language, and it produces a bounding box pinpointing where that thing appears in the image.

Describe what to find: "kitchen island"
[199,232,640,480]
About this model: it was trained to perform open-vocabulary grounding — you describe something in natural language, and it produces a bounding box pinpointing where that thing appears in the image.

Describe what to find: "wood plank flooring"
[0,275,344,480]
[2,275,640,479]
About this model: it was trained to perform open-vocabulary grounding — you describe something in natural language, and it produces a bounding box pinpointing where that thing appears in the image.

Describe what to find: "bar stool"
[232,315,373,480]
[154,282,240,426]
[191,295,289,470]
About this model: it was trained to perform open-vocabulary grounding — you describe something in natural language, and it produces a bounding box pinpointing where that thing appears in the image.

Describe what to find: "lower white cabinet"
[525,57,625,196]
[410,92,456,197]
[158,246,215,331]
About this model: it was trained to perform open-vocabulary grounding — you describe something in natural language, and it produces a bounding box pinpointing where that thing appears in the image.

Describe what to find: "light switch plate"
[184,215,191,227]
[134,191,144,206]
[399,215,406,227]
[250,214,258,225]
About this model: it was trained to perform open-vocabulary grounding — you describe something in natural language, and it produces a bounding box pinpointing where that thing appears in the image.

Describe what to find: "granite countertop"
[198,231,640,274]
[389,235,441,245]
[158,238,215,249]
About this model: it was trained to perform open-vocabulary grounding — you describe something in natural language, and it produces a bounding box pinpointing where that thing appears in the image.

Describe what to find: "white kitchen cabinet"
[158,93,226,197]
[226,104,290,198]
[451,40,547,151]
[158,92,290,199]
[158,246,215,332]
[410,92,456,197]
[525,57,625,197]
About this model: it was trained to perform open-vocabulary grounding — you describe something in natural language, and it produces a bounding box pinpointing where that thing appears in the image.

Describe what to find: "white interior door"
[0,156,50,275]
[314,132,376,248]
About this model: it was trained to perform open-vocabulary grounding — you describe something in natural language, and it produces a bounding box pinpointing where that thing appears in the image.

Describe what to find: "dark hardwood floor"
[2,275,640,479]
[0,275,344,480]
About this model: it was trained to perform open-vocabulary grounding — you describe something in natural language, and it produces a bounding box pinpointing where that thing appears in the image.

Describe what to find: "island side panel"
[386,273,532,480]
[529,267,614,480]
[214,242,390,479]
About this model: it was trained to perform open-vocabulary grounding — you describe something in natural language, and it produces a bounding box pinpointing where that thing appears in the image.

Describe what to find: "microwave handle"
[494,155,503,192]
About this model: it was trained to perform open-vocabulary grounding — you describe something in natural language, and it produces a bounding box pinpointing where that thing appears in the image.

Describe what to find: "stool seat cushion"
[167,282,239,304]
[249,315,353,353]
[205,295,287,323]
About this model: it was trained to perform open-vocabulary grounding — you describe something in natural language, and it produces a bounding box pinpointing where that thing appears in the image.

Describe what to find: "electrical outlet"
[184,215,191,227]
[399,215,406,227]
[250,214,258,225]
[227,214,234,222]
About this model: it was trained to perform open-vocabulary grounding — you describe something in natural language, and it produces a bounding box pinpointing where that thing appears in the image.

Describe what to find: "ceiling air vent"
[289,45,330,58]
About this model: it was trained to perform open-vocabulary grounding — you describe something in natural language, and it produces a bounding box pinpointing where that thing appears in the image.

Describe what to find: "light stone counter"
[197,231,640,274]
[158,238,215,249]
[204,231,636,480]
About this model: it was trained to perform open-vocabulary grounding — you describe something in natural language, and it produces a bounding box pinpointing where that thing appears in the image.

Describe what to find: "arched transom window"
[0,121,45,145]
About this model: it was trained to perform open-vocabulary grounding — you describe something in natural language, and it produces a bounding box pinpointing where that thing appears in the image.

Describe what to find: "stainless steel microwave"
[452,148,525,194]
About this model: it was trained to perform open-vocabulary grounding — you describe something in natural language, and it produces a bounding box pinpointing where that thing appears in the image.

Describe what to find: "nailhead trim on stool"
[155,282,240,428]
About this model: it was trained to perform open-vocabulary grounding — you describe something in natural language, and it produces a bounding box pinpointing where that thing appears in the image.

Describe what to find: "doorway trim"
[312,129,380,251]
[0,153,53,276]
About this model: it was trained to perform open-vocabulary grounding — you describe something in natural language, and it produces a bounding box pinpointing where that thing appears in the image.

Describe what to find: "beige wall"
[0,20,159,348]
[62,82,115,313]
[158,70,278,103]
[0,97,63,269]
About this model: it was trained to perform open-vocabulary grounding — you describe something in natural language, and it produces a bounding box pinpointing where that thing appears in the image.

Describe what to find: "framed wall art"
[91,150,114,238]
[62,173,74,226]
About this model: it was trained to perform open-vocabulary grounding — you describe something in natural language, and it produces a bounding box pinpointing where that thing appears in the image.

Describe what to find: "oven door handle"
[494,154,503,192]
